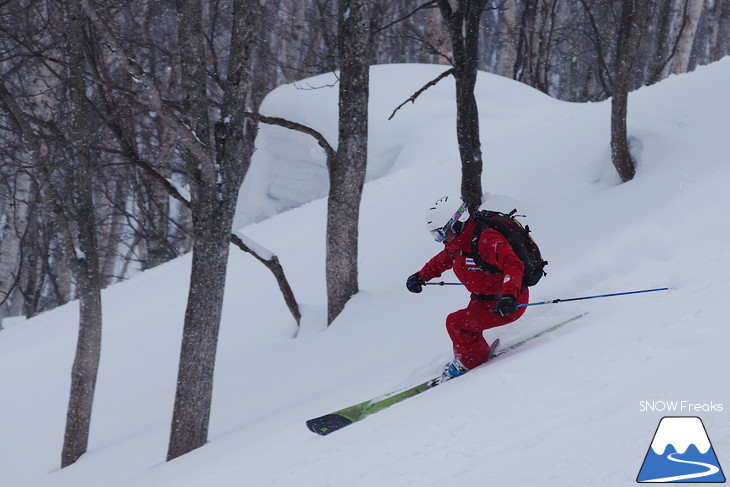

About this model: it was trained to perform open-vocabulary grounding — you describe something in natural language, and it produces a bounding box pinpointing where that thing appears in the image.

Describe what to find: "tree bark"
[166,0,260,461]
[61,0,104,468]
[669,0,705,74]
[610,0,650,183]
[167,226,230,460]
[0,166,32,327]
[437,0,487,213]
[325,0,372,325]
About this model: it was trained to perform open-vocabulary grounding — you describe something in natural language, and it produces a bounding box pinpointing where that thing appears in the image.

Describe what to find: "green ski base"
[306,313,587,436]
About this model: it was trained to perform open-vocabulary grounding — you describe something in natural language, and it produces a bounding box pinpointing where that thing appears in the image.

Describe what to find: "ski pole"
[423,282,670,306]
[517,287,670,308]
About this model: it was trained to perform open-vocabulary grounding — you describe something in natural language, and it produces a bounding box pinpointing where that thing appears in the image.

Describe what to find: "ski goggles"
[430,203,468,243]
[430,226,449,243]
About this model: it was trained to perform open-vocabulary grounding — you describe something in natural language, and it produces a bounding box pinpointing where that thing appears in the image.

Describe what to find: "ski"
[306,313,587,436]
[492,312,587,357]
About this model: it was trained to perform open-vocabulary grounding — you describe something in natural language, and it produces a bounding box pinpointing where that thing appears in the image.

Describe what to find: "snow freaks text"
[639,401,724,413]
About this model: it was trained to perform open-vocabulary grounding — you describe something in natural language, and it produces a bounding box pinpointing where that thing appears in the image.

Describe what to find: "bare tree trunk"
[325,0,372,325]
[61,259,102,469]
[60,0,104,468]
[144,173,174,270]
[709,0,730,62]
[668,0,705,74]
[96,181,127,284]
[167,225,230,459]
[166,0,260,460]
[0,165,32,327]
[165,0,220,459]
[493,0,519,78]
[437,0,487,212]
[144,124,178,270]
[610,0,650,183]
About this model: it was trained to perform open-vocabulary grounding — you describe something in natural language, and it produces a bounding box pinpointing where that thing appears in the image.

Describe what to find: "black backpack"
[469,209,548,289]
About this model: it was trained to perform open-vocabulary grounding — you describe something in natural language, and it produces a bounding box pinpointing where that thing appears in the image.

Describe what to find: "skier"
[406,195,529,381]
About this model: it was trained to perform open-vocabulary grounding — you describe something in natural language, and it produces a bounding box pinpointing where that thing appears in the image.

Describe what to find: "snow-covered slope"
[2,59,729,487]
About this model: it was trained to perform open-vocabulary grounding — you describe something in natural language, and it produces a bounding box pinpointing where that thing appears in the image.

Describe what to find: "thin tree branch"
[388,68,454,120]
[243,111,336,160]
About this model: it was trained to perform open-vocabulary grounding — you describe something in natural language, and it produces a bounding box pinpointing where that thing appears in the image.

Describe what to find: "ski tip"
[306,414,353,436]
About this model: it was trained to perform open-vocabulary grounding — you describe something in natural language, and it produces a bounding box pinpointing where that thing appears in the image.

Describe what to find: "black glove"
[495,295,518,317]
[406,272,424,293]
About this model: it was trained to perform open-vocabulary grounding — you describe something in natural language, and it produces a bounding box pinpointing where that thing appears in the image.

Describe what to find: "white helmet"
[425,195,469,242]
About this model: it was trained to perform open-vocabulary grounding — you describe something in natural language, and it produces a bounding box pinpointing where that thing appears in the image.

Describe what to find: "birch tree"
[667,0,705,74]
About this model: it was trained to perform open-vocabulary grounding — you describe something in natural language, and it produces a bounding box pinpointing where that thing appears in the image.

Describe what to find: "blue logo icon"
[637,416,725,483]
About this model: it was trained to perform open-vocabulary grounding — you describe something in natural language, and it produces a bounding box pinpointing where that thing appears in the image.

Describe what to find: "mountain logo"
[637,416,725,483]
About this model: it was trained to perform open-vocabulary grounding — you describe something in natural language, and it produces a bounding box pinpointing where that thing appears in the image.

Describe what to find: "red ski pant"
[445,295,526,370]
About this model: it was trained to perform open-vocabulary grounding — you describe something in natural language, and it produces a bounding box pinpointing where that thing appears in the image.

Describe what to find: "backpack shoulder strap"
[469,213,502,275]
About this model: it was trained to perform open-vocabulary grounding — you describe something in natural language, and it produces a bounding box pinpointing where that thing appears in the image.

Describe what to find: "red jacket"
[418,219,529,303]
